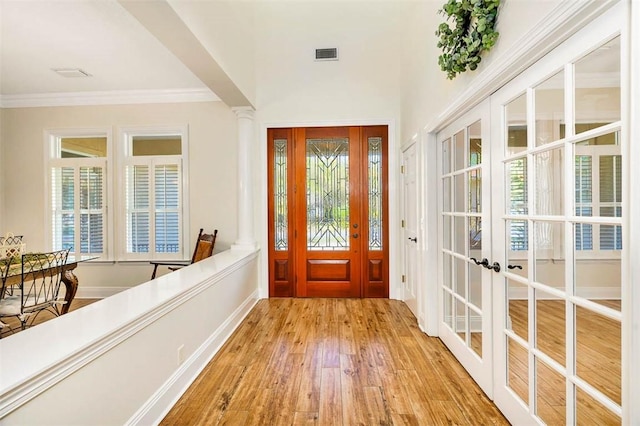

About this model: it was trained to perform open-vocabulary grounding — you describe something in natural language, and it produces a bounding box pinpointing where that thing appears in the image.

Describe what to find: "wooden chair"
[0,249,70,336]
[150,229,218,279]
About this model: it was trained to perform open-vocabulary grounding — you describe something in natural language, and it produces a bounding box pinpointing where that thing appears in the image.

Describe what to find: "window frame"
[45,128,114,260]
[117,125,190,262]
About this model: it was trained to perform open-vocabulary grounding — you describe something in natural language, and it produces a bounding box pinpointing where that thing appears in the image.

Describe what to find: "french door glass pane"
[507,158,528,215]
[575,36,621,134]
[468,169,481,213]
[454,130,466,171]
[575,306,621,405]
[455,298,466,342]
[274,138,288,251]
[534,221,565,289]
[454,174,465,212]
[507,279,528,340]
[535,288,565,367]
[506,93,527,155]
[534,70,564,147]
[442,138,451,174]
[507,336,529,405]
[534,148,564,216]
[368,136,383,251]
[470,309,482,357]
[444,290,453,329]
[454,256,466,298]
[535,357,566,425]
[468,121,482,166]
[576,387,621,425]
[306,138,349,251]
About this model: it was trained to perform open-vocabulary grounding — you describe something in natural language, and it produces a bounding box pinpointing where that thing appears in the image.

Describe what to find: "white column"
[231,107,257,251]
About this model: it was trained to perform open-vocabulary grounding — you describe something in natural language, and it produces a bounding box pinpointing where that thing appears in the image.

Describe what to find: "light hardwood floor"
[161,299,508,425]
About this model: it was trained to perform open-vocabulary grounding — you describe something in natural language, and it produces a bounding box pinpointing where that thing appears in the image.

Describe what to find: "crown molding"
[0,88,220,108]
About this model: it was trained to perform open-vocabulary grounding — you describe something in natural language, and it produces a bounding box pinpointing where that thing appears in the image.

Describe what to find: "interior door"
[402,142,418,316]
[490,6,624,424]
[437,99,493,395]
[268,126,388,298]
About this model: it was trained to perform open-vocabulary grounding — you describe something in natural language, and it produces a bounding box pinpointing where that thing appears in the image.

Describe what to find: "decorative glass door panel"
[268,126,388,298]
[306,137,350,251]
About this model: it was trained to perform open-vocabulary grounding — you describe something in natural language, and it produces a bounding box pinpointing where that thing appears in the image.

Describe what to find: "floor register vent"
[315,48,338,61]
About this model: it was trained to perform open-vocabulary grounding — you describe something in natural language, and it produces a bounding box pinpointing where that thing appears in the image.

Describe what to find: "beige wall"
[0,101,238,291]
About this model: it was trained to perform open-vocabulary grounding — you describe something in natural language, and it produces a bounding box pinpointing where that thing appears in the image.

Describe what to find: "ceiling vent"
[52,68,92,78]
[315,48,338,61]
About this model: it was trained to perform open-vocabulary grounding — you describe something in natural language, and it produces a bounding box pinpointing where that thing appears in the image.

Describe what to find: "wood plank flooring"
[161,298,508,425]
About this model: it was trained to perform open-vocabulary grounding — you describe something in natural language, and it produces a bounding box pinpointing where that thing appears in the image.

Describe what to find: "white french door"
[402,142,419,317]
[490,4,624,424]
[436,3,627,424]
[437,99,493,395]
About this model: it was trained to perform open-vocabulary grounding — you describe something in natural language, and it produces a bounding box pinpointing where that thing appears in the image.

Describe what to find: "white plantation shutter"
[51,162,106,256]
[154,164,180,253]
[124,158,182,258]
[126,164,150,253]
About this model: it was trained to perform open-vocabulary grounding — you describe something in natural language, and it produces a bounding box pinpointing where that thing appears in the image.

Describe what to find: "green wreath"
[435,0,500,80]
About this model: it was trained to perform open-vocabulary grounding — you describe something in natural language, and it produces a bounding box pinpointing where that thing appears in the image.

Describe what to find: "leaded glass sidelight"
[368,137,383,250]
[306,137,349,250]
[274,139,288,251]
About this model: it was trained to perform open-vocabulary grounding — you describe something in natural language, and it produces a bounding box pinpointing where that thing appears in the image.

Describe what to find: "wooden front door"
[268,125,388,298]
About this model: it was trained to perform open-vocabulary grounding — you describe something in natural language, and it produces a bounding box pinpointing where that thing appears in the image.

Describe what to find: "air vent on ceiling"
[315,48,338,61]
[52,68,92,78]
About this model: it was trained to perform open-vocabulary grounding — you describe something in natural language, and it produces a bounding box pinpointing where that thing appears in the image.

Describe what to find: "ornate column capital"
[231,106,255,120]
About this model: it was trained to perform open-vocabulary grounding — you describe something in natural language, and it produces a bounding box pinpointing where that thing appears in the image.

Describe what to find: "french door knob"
[408,237,417,243]
[471,257,489,267]
[352,233,359,238]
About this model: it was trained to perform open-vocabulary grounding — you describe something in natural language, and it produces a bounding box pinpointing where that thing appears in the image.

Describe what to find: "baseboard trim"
[126,289,259,425]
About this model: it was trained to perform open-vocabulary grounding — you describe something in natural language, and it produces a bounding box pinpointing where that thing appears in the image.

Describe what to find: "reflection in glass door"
[438,101,492,395]
[492,29,623,424]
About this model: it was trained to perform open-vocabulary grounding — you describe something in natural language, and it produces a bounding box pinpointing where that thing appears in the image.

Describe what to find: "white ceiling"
[0,0,210,98]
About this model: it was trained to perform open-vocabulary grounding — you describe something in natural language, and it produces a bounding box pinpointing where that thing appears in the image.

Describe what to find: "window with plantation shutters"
[47,133,108,258]
[120,128,189,261]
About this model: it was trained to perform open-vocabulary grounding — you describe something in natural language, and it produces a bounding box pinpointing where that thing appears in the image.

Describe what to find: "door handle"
[507,264,523,270]
[470,257,489,267]
[489,262,501,272]
[352,233,359,238]
[408,237,417,243]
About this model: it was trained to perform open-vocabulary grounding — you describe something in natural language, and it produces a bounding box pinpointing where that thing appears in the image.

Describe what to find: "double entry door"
[267,126,388,298]
[438,6,624,424]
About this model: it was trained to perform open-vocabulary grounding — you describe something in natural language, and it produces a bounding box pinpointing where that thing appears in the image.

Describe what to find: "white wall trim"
[0,88,219,108]
[424,0,619,134]
[126,289,259,425]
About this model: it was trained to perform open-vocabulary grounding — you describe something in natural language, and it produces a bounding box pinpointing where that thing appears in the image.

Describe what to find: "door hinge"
[401,219,405,228]
[401,275,406,283]
[401,165,405,174]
